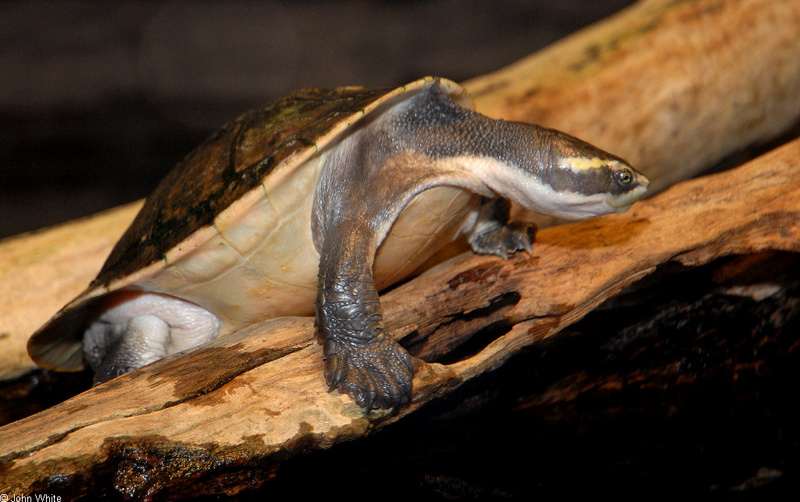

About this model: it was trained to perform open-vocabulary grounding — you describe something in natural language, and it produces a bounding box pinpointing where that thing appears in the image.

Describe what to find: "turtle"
[28,77,649,410]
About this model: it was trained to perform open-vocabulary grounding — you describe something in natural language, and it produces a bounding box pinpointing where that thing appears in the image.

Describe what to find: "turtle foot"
[323,332,414,410]
[86,314,171,385]
[469,221,537,259]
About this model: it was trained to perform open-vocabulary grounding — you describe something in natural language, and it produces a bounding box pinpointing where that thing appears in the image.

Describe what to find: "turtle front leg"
[315,224,414,410]
[467,198,537,259]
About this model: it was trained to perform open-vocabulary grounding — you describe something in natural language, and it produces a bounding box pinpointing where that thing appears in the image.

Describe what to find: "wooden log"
[2,0,799,382]
[1,131,799,499]
[2,0,800,497]
[465,0,800,194]
[0,203,143,381]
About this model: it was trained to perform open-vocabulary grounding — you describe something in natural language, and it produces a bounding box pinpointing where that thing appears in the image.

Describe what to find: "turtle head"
[470,123,649,220]
[381,82,649,220]
[540,128,649,218]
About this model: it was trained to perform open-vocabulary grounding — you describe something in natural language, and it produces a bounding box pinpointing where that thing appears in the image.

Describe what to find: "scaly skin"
[313,85,647,409]
[29,78,646,412]
[315,211,533,410]
[315,221,414,410]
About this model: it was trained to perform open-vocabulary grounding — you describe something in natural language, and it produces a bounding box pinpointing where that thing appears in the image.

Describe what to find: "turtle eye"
[616,167,634,185]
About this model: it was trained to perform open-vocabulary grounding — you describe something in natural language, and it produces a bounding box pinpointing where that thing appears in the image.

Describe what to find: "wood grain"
[466,0,800,194]
[1,0,800,497]
[2,132,799,498]
[2,0,799,381]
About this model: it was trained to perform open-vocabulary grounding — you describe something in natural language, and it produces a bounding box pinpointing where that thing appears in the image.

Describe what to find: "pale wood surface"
[2,0,799,381]
[2,134,799,497]
[0,202,143,380]
[1,0,800,496]
[466,0,800,194]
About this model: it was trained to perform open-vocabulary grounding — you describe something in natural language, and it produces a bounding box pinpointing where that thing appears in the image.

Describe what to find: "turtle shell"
[28,77,471,371]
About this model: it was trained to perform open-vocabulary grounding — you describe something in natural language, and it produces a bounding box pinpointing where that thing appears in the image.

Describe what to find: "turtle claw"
[323,332,413,410]
[469,221,537,259]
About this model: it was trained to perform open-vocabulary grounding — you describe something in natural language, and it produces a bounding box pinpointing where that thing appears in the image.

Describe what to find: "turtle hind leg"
[85,314,169,384]
[82,292,220,384]
[467,198,537,259]
[315,224,414,410]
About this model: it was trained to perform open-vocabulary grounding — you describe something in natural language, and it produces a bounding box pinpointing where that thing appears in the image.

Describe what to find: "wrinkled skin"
[28,79,648,412]
[311,85,647,409]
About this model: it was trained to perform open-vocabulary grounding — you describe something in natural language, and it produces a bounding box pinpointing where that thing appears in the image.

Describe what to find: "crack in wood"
[404,292,521,362]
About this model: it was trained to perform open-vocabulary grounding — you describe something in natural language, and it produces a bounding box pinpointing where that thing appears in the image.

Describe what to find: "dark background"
[7,2,799,499]
[0,0,635,240]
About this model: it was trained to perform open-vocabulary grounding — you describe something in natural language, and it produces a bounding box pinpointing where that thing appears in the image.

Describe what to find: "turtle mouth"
[606,179,650,210]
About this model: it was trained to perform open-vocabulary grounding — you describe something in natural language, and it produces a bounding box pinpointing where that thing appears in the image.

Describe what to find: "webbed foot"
[322,330,413,410]
[467,198,536,259]
[469,220,536,259]
[315,230,415,410]
[87,314,170,384]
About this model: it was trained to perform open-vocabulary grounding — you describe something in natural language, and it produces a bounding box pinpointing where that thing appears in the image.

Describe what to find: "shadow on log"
[3,0,800,384]
[2,0,800,498]
[2,133,800,498]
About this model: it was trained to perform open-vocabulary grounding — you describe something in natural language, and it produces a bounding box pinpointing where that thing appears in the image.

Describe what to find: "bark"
[1,0,800,498]
[2,0,799,382]
[466,0,800,195]
[2,129,799,500]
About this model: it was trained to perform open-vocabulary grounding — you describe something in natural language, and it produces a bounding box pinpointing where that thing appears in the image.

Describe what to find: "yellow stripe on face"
[563,156,614,171]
